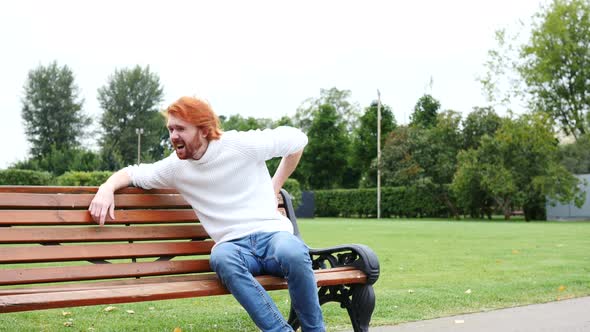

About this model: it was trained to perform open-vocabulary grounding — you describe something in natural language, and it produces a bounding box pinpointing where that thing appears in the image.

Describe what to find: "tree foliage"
[98,65,165,168]
[299,104,349,189]
[462,106,503,149]
[220,114,273,131]
[409,94,440,128]
[352,102,396,187]
[452,113,584,220]
[521,0,590,139]
[294,87,360,133]
[22,61,89,158]
[479,28,528,112]
[559,133,590,173]
[382,111,463,217]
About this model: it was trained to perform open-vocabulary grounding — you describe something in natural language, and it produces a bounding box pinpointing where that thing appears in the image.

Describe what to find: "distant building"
[546,174,590,221]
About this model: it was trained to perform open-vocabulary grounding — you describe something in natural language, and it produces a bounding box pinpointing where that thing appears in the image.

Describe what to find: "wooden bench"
[0,186,380,331]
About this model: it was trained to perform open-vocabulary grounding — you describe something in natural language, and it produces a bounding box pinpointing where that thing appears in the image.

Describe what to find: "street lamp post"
[135,128,144,164]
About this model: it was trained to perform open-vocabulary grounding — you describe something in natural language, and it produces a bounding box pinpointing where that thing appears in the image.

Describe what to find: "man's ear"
[200,127,210,138]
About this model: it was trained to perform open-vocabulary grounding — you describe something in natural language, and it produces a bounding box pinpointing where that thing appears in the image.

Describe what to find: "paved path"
[353,296,590,332]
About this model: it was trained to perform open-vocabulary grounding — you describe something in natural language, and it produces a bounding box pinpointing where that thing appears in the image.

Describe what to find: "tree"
[451,148,495,219]
[22,61,89,158]
[294,87,360,133]
[220,114,273,131]
[380,125,421,187]
[298,104,349,189]
[479,28,528,112]
[382,112,462,187]
[274,115,294,127]
[98,65,165,168]
[520,0,590,139]
[352,102,396,187]
[559,133,590,173]
[452,113,584,220]
[409,94,440,128]
[462,106,502,149]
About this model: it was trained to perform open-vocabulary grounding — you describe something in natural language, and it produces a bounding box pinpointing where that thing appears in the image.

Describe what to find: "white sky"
[0,0,544,168]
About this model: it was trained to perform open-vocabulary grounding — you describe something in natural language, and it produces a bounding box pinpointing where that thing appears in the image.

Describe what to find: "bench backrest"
[0,186,296,288]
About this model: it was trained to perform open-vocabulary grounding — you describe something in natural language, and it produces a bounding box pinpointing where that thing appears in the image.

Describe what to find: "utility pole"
[135,128,144,164]
[377,90,382,219]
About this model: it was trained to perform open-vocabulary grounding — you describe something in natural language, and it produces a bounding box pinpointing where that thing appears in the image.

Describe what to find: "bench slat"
[0,187,286,208]
[0,269,367,313]
[0,267,359,296]
[0,193,190,209]
[0,225,208,244]
[0,260,211,286]
[0,210,197,225]
[0,241,214,263]
[0,186,179,194]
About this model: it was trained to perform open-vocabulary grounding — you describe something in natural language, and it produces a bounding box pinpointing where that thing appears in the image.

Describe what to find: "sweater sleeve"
[123,154,177,189]
[236,126,308,162]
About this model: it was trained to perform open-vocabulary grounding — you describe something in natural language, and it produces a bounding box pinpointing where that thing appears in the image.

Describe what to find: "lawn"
[2,218,590,331]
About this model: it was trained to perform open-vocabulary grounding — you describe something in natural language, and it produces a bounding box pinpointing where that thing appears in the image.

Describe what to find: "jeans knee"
[273,238,310,271]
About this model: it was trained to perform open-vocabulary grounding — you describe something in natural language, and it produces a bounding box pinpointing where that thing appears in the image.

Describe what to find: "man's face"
[167,114,207,160]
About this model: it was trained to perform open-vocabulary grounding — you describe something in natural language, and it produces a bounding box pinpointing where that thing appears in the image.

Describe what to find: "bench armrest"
[309,244,380,285]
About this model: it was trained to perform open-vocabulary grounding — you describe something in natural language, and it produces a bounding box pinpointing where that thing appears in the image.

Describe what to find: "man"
[89,96,325,332]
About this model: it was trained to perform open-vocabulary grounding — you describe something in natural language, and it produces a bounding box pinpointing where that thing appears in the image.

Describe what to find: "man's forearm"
[101,169,132,192]
[272,149,303,193]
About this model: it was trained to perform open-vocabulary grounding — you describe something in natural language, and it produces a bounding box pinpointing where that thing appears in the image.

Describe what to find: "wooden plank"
[0,260,212,286]
[0,241,214,263]
[0,210,198,225]
[0,269,367,312]
[0,274,218,296]
[0,186,179,194]
[0,225,208,244]
[0,190,284,209]
[0,193,190,209]
[0,266,359,296]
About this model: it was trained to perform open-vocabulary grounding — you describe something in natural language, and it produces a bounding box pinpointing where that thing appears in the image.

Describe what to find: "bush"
[56,171,113,186]
[314,185,451,218]
[0,169,54,185]
[282,178,302,209]
[11,146,103,176]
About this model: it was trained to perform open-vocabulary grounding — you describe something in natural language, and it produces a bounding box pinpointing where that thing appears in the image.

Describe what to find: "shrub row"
[55,171,113,186]
[314,186,451,218]
[0,169,54,185]
[0,169,113,186]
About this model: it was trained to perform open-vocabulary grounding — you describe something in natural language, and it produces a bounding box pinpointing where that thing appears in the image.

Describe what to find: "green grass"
[2,218,590,331]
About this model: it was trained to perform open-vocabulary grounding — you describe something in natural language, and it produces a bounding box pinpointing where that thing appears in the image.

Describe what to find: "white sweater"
[124,126,308,245]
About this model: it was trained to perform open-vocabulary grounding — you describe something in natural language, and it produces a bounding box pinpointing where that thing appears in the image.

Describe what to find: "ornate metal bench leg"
[347,284,376,332]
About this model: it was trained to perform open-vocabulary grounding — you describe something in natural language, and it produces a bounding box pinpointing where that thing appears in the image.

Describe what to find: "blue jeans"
[210,231,325,332]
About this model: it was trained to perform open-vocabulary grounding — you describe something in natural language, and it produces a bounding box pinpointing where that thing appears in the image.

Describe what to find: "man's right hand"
[89,183,116,226]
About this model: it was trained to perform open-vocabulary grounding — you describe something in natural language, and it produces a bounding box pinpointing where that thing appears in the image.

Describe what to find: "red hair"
[164,96,222,140]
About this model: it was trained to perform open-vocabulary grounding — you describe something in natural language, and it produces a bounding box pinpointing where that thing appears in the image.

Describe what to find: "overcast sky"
[0,0,544,168]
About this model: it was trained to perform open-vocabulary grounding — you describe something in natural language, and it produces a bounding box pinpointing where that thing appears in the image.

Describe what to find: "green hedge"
[55,171,114,186]
[314,186,451,218]
[0,169,53,185]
